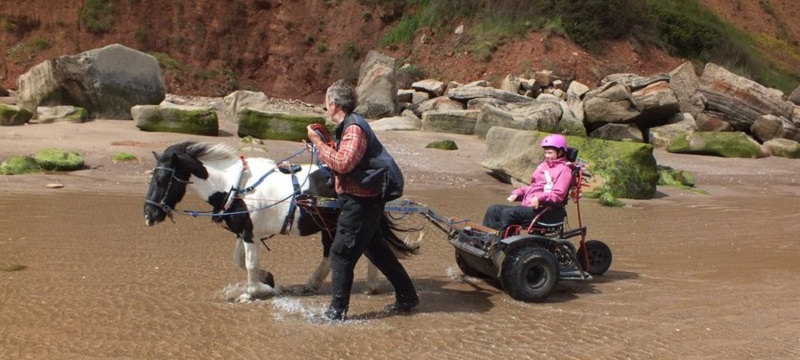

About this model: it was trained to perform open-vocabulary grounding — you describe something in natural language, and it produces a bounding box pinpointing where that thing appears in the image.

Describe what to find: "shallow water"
[1,185,800,359]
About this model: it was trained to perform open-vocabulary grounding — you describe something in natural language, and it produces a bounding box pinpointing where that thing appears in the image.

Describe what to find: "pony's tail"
[380,214,421,259]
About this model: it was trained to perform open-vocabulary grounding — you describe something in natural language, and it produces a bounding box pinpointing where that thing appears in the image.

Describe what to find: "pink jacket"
[511,157,573,207]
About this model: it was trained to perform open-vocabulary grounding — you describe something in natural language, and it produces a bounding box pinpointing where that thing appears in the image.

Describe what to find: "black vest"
[335,114,404,201]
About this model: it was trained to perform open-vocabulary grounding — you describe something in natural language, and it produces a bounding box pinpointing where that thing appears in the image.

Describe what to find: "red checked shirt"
[316,124,382,197]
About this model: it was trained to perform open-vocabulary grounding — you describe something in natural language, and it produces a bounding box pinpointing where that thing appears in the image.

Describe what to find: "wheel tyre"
[501,247,559,303]
[455,250,489,279]
[577,240,612,275]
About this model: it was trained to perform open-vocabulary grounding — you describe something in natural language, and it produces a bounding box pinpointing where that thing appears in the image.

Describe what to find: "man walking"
[306,79,418,322]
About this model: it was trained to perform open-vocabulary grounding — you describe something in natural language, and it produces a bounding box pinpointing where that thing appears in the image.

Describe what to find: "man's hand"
[306,125,323,147]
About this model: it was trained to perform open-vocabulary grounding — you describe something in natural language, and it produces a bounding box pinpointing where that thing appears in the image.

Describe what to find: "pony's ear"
[152,151,160,161]
[175,153,209,180]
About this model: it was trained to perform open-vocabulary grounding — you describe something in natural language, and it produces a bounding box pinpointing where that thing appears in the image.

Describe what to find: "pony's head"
[144,142,210,226]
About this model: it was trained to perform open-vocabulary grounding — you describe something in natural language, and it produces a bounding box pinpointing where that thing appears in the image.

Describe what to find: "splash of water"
[219,282,281,303]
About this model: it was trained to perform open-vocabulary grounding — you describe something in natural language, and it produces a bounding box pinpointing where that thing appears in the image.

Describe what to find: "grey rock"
[751,114,800,142]
[17,43,164,120]
[698,63,793,131]
[590,123,644,142]
[421,110,480,135]
[0,104,33,126]
[584,82,641,125]
[355,51,398,119]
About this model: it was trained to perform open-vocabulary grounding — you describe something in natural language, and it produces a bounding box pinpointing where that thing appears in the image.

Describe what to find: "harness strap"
[279,171,302,235]
[219,156,250,215]
[240,148,306,194]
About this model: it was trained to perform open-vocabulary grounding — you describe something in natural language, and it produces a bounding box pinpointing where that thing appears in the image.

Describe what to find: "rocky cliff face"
[1,0,390,102]
[1,0,798,103]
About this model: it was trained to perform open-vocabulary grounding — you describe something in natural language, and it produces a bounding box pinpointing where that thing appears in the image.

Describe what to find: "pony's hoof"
[362,288,380,295]
[236,293,255,303]
[259,270,275,288]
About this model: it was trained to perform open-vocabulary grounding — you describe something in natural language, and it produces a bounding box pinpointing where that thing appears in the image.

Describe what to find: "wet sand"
[2,121,800,359]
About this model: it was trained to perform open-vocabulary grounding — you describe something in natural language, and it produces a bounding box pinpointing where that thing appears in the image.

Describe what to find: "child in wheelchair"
[482,134,575,238]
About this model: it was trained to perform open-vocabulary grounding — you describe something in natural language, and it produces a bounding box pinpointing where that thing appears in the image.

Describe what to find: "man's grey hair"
[326,79,357,115]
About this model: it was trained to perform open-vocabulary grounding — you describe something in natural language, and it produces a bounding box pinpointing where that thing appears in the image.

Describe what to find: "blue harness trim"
[238,148,306,195]
[279,171,302,235]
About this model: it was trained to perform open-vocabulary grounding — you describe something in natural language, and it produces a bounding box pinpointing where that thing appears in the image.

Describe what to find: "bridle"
[144,166,192,216]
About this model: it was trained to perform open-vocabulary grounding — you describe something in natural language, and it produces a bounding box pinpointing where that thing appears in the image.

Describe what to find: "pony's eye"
[152,171,171,185]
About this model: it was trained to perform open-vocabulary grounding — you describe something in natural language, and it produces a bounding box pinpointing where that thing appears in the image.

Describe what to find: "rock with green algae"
[237,108,324,142]
[0,155,40,174]
[599,192,625,207]
[34,148,85,171]
[657,165,695,187]
[667,131,763,158]
[133,105,218,136]
[483,128,659,199]
[425,139,458,150]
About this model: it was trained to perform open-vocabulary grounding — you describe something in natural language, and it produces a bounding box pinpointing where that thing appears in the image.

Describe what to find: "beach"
[2,119,800,359]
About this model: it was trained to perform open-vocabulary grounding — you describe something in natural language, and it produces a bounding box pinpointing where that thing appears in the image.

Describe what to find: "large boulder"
[601,73,671,91]
[565,80,589,126]
[631,80,680,128]
[133,104,218,136]
[695,111,734,132]
[669,61,704,117]
[583,82,641,126]
[411,79,446,98]
[35,106,89,124]
[474,101,562,138]
[237,108,324,141]
[554,100,587,136]
[421,110,479,135]
[763,138,800,158]
[750,114,800,143]
[355,51,398,119]
[447,85,534,104]
[222,90,269,123]
[370,115,421,131]
[667,131,764,158]
[397,89,414,103]
[482,127,658,199]
[698,63,793,131]
[0,104,33,126]
[407,97,464,118]
[589,123,644,142]
[499,74,522,93]
[16,44,165,120]
[793,106,800,127]
[789,85,800,106]
[648,113,698,148]
[0,96,16,106]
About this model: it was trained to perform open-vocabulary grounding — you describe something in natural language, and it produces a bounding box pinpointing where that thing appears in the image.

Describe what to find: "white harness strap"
[543,170,554,193]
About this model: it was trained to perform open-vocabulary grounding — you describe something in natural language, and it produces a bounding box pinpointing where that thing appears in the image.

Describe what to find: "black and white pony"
[143,141,418,302]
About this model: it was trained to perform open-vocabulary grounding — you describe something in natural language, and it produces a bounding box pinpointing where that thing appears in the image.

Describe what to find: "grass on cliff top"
[370,0,799,93]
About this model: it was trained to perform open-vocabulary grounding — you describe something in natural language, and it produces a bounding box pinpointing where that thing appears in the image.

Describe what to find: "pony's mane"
[188,142,239,162]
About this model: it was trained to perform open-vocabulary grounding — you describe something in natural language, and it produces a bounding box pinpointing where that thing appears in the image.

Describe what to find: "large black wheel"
[501,247,559,303]
[455,250,489,279]
[577,240,612,275]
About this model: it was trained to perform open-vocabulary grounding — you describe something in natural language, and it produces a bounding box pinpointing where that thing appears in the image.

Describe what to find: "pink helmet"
[540,134,567,151]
